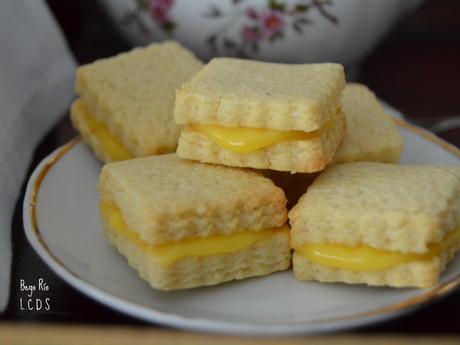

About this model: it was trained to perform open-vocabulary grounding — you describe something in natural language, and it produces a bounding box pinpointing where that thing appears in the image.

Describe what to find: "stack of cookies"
[71,41,460,290]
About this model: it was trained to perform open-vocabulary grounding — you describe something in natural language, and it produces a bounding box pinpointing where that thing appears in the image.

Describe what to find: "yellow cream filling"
[100,202,288,265]
[189,124,317,153]
[188,111,339,153]
[295,228,460,271]
[79,103,132,161]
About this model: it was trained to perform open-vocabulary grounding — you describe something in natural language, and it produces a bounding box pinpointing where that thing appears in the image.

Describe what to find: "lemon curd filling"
[295,229,460,271]
[79,104,132,161]
[100,202,288,265]
[188,117,337,154]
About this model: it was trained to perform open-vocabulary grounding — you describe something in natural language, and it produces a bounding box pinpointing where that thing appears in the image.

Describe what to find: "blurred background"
[2,0,460,334]
[46,0,460,145]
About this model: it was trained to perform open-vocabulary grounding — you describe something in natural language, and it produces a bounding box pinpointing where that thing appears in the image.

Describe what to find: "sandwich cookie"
[99,154,291,290]
[71,41,203,162]
[331,83,403,165]
[289,162,460,288]
[175,58,346,173]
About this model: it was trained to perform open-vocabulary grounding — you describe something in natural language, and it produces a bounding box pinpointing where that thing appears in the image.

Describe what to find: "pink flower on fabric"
[260,10,285,36]
[242,26,263,43]
[246,7,258,19]
[150,5,168,23]
[150,0,173,10]
[149,0,174,23]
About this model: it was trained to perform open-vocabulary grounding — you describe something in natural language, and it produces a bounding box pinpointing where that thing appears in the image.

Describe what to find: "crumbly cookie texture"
[99,154,287,245]
[330,83,403,165]
[71,99,115,163]
[289,163,460,253]
[175,58,345,132]
[176,110,346,173]
[102,217,291,290]
[292,236,460,288]
[75,41,203,157]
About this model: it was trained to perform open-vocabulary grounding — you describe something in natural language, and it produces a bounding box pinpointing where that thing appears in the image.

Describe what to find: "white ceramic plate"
[23,117,460,335]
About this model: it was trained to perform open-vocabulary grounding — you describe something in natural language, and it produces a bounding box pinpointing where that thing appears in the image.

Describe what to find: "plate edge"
[22,124,460,335]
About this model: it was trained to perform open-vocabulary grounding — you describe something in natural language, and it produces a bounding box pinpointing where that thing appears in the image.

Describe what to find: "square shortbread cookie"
[175,58,346,172]
[73,41,203,161]
[289,162,460,288]
[98,154,291,290]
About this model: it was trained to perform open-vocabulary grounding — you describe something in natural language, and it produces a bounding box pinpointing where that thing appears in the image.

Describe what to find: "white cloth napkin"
[0,0,76,312]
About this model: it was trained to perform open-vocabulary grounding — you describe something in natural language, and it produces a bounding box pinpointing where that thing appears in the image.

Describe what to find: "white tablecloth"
[0,0,76,312]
